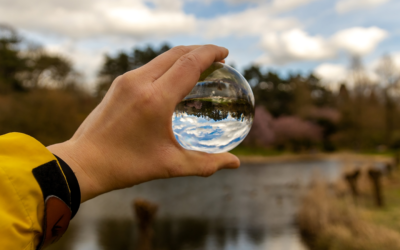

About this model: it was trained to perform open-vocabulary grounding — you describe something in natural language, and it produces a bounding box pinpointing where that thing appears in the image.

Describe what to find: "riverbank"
[297,160,400,250]
[236,151,393,165]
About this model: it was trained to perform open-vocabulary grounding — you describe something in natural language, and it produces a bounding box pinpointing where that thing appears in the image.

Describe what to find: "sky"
[173,113,251,153]
[1,0,399,90]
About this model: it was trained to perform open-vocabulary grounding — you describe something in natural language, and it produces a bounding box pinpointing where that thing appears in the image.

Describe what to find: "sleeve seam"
[55,159,72,202]
[0,165,38,250]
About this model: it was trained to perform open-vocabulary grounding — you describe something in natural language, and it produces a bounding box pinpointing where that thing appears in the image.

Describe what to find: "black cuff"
[54,154,81,219]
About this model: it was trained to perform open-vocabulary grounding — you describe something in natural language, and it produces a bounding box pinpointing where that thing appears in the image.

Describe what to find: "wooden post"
[394,152,400,169]
[385,162,393,176]
[133,199,158,250]
[344,169,360,204]
[368,169,384,207]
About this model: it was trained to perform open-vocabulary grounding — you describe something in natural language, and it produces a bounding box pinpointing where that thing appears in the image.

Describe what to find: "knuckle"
[113,73,133,93]
[137,85,162,112]
[138,87,156,105]
[203,44,216,49]
[171,45,191,55]
[114,75,123,82]
[177,53,201,73]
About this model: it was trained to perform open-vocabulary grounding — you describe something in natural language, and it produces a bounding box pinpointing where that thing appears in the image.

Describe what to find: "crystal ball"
[172,62,255,153]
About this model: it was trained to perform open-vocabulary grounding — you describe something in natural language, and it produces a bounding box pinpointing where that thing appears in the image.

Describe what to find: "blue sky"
[0,0,399,89]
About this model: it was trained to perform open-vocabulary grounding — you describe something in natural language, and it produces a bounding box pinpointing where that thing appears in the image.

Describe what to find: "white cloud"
[270,0,318,13]
[332,26,388,56]
[314,63,348,89]
[0,0,196,39]
[198,0,321,39]
[257,29,334,64]
[258,26,388,65]
[392,52,400,68]
[105,7,196,37]
[223,0,317,13]
[0,0,304,41]
[314,61,385,90]
[199,6,299,39]
[336,0,390,13]
[144,0,184,11]
[44,41,107,89]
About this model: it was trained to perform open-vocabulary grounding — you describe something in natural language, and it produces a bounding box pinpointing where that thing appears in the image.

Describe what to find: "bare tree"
[351,56,370,93]
[375,54,400,145]
[349,55,371,149]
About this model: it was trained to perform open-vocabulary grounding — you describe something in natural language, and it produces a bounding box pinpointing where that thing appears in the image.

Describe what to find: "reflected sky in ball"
[173,113,252,153]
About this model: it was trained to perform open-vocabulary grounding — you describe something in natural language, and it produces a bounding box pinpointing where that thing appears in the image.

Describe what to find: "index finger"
[153,45,229,105]
[128,45,202,84]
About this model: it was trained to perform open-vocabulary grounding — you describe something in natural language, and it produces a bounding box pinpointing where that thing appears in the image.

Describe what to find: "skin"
[47,45,240,202]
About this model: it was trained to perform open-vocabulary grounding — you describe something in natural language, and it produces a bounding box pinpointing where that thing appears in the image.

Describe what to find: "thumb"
[184,151,240,177]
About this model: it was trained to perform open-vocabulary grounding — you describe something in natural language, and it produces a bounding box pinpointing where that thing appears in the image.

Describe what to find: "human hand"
[48,45,240,202]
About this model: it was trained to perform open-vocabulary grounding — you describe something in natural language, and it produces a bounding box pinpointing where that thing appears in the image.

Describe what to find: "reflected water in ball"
[172,63,255,153]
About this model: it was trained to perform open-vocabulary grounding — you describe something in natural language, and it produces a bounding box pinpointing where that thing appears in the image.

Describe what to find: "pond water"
[49,159,341,250]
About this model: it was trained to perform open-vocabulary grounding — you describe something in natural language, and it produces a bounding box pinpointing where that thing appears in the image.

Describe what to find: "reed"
[298,162,400,250]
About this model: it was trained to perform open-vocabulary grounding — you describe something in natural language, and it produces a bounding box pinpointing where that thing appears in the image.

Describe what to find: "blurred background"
[1,0,400,249]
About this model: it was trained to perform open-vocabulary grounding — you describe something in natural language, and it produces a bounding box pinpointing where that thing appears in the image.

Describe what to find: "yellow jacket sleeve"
[0,133,79,250]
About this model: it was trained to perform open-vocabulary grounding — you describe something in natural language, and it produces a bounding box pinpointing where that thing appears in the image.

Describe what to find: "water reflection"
[97,218,269,250]
[49,160,341,250]
[98,220,135,250]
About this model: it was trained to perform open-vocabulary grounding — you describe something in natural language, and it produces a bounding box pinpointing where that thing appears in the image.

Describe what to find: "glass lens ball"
[172,62,255,153]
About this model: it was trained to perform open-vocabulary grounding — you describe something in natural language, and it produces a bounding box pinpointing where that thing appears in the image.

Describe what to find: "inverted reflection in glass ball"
[172,62,255,153]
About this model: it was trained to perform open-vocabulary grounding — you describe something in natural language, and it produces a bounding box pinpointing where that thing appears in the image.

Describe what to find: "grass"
[359,150,397,157]
[361,173,400,232]
[298,164,400,250]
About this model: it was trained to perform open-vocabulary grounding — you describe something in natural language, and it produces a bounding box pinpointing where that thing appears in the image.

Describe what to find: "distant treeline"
[175,97,254,122]
[244,56,400,152]
[1,24,400,151]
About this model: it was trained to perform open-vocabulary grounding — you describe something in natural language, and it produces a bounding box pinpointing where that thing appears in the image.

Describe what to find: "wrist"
[47,140,105,202]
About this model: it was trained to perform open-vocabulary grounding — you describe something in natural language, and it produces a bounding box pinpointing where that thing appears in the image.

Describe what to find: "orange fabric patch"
[38,196,72,249]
